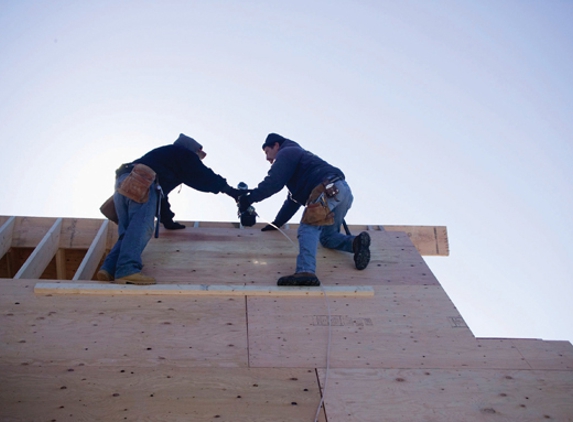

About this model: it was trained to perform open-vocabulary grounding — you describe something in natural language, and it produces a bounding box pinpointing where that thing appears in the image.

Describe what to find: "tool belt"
[300,177,341,226]
[116,163,157,203]
[99,195,118,224]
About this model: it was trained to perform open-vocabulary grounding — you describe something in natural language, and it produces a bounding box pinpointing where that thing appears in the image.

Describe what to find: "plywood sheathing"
[1,216,572,421]
[138,227,440,287]
[1,366,326,421]
[318,368,573,421]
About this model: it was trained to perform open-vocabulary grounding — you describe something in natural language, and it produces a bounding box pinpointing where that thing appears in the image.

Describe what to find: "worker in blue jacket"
[97,134,241,285]
[239,133,370,286]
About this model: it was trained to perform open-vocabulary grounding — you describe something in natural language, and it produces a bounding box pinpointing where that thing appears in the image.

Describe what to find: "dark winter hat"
[174,133,203,154]
[262,133,286,150]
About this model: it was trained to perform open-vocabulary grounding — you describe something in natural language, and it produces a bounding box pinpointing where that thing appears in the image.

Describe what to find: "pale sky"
[1,1,572,344]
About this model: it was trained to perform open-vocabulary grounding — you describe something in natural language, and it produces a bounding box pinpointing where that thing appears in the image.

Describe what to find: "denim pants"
[101,173,157,279]
[296,179,354,273]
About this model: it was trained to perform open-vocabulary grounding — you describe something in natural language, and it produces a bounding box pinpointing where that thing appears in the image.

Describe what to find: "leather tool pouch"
[301,183,334,226]
[117,163,156,203]
[99,195,119,224]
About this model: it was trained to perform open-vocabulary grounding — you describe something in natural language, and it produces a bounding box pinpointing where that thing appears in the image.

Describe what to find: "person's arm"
[261,196,301,231]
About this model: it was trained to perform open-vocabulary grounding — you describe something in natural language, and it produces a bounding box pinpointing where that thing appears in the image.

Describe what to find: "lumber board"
[0,215,15,259]
[34,281,374,297]
[14,218,62,279]
[73,219,109,280]
[318,368,573,421]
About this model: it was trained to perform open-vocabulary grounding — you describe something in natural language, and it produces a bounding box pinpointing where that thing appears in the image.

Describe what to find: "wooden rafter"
[14,218,62,279]
[73,219,109,281]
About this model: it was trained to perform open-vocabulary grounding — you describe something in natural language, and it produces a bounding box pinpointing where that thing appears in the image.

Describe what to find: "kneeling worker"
[238,133,370,286]
[98,133,241,285]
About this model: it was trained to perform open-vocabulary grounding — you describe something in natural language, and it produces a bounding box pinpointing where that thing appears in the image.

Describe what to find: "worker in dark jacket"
[239,133,370,286]
[97,134,241,285]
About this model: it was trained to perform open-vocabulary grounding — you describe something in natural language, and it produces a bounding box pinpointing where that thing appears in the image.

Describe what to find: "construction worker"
[238,133,370,286]
[97,134,241,285]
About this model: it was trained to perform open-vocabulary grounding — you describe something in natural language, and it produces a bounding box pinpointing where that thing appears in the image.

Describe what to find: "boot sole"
[277,276,320,286]
[113,280,156,285]
[353,232,371,271]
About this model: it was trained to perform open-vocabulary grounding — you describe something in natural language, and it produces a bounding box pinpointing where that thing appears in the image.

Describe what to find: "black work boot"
[277,272,320,286]
[353,231,371,270]
[163,221,186,230]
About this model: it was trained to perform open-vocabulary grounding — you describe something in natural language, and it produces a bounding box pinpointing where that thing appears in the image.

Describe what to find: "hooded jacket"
[133,141,230,223]
[249,138,345,226]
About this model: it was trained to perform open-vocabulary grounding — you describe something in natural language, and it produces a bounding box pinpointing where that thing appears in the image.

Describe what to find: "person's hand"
[225,187,242,201]
[261,224,278,231]
[238,194,252,212]
[163,221,186,230]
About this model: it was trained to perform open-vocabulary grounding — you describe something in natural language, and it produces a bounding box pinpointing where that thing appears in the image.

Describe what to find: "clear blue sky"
[1,1,572,343]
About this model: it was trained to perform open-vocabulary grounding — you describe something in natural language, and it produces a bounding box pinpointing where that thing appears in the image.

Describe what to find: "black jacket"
[133,145,230,223]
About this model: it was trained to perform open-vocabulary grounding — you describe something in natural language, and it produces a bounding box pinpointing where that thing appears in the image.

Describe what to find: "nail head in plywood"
[73,219,109,281]
[14,218,63,279]
[34,282,374,297]
[0,216,16,259]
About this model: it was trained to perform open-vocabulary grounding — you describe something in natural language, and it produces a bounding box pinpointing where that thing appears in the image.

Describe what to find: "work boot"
[277,272,320,286]
[163,221,186,230]
[353,231,371,270]
[96,269,114,282]
[115,272,156,285]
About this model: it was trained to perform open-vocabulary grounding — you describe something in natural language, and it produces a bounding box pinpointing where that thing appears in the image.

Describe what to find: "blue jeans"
[296,180,354,273]
[101,173,157,279]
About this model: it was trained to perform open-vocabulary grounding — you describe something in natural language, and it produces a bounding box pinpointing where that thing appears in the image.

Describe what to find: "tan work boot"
[115,272,156,285]
[96,269,114,282]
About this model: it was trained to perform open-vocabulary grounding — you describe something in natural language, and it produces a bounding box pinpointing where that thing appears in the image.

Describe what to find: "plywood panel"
[1,280,247,368]
[247,286,530,370]
[0,366,326,422]
[141,228,440,287]
[508,338,573,370]
[318,368,573,422]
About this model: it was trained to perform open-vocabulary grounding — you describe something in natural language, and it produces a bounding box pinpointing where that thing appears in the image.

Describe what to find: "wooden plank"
[14,218,63,279]
[55,249,66,280]
[73,219,109,281]
[34,282,374,297]
[318,368,573,421]
[0,215,15,259]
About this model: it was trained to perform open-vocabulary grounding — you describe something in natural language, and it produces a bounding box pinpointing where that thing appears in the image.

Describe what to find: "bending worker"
[98,133,241,285]
[238,133,371,286]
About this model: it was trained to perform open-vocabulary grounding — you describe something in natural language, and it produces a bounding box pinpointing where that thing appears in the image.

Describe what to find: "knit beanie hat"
[262,133,286,150]
[174,133,203,154]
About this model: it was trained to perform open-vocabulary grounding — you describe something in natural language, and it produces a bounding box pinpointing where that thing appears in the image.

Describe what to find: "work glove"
[261,223,278,231]
[238,193,253,213]
[163,221,186,230]
[223,186,243,201]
